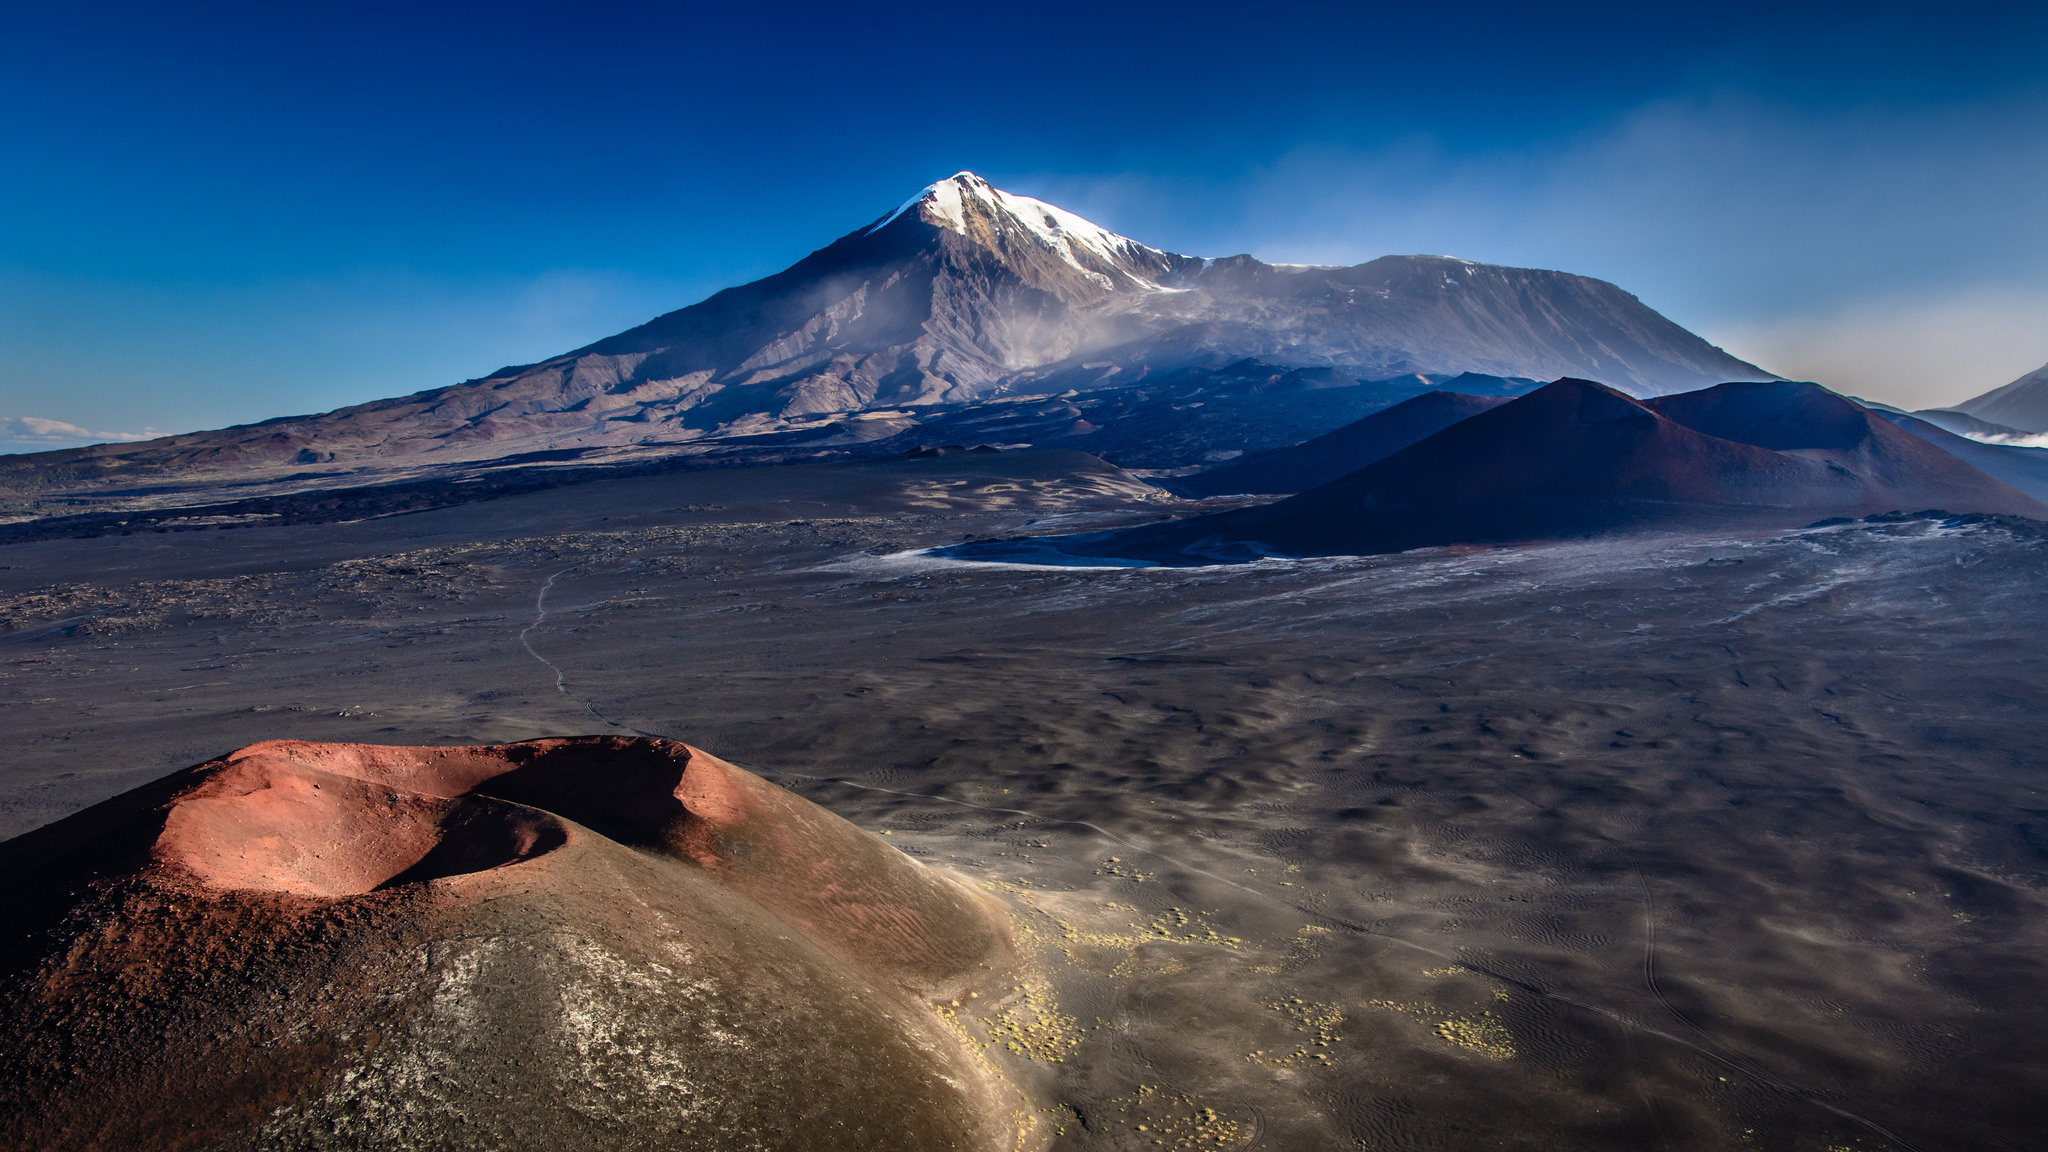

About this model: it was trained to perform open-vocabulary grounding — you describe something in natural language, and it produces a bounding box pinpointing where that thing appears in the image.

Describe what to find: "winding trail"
[519,565,664,738]
[517,566,576,695]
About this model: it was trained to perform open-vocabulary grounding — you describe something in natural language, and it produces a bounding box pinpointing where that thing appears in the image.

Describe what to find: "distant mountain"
[1412,371,1546,396]
[1953,361,2048,433]
[1908,408,2034,441]
[3,172,1769,498]
[1643,381,2048,506]
[1056,254,1762,398]
[1036,379,2046,562]
[1173,390,1514,497]
[728,359,1430,472]
[1874,412,2048,505]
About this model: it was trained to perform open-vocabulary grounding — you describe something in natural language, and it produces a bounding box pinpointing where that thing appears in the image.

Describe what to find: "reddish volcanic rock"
[155,754,567,897]
[1076,378,2048,562]
[1174,390,1514,497]
[0,737,1025,1152]
[1645,379,2042,512]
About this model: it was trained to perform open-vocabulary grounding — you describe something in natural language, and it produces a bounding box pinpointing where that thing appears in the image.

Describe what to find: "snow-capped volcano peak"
[868,171,1191,291]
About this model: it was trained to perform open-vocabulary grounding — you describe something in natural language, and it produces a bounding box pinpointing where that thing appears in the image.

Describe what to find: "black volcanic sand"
[3,450,2047,1150]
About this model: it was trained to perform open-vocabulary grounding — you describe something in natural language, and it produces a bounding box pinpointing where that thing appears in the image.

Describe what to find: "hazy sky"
[3,0,2044,451]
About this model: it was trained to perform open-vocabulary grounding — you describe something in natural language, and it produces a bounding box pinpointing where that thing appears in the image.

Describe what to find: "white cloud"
[0,415,156,454]
[1963,429,2048,448]
[1036,91,2048,322]
[1025,89,2048,405]
[1705,289,2048,411]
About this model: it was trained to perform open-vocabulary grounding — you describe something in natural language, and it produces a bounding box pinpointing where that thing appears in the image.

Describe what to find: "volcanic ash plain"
[2,450,2046,1151]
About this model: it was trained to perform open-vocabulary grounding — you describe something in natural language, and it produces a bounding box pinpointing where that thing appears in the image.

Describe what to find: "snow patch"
[868,172,1186,289]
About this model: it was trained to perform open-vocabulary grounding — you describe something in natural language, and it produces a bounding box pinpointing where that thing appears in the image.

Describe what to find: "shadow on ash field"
[2,451,2046,1151]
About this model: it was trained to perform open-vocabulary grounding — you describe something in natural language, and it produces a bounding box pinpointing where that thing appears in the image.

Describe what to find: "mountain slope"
[1875,412,2048,504]
[1645,380,2048,509]
[1174,390,1513,497]
[0,737,1022,1151]
[1053,379,2047,562]
[1908,408,2036,441]
[3,173,1771,499]
[1045,253,1767,399]
[1953,361,2048,432]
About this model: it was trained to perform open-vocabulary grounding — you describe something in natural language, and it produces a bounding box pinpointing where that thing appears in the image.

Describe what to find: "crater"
[157,757,568,897]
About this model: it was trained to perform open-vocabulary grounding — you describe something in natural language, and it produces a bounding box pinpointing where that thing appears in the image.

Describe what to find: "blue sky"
[3,0,2044,451]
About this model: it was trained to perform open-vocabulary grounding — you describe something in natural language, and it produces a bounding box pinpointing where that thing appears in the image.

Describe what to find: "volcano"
[0,737,1023,1152]
[1173,389,1515,497]
[3,173,1768,494]
[1048,379,2048,562]
[1874,411,2048,503]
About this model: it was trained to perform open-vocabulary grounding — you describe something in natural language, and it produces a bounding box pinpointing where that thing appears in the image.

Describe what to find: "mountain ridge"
[1953,360,2048,433]
[1171,389,1516,498]
[1026,379,2047,563]
[1,172,1771,507]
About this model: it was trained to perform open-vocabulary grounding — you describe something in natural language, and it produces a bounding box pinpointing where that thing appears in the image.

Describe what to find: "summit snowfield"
[864,173,1196,293]
[3,172,1768,484]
